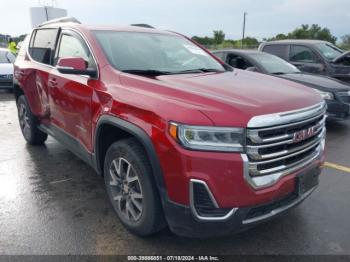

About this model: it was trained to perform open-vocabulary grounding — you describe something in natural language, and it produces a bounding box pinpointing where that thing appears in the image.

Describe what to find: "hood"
[333,50,350,63]
[279,73,350,92]
[0,63,14,75]
[120,70,322,126]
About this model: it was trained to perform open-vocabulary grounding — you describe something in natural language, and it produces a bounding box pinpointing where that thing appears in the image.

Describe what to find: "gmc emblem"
[293,126,316,143]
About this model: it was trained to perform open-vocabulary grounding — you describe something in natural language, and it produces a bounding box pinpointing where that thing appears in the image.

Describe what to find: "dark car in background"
[213,49,350,120]
[258,40,350,83]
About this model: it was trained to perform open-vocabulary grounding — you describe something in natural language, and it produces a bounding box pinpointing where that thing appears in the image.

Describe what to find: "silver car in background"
[0,48,15,91]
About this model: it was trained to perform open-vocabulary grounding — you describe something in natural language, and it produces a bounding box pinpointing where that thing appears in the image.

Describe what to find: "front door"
[48,30,98,152]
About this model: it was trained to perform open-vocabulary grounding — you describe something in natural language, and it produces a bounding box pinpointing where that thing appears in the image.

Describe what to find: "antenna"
[38,0,57,7]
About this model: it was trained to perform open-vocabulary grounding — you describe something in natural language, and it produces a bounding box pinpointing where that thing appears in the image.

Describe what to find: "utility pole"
[242,12,247,49]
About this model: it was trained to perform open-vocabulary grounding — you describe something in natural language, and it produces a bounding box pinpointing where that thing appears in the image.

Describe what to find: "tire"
[17,95,48,145]
[104,138,166,236]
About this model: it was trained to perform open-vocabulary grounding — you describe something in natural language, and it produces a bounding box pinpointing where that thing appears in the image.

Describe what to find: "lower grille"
[245,191,298,221]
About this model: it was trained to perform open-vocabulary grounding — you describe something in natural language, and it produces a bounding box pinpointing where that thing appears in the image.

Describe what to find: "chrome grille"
[245,102,326,182]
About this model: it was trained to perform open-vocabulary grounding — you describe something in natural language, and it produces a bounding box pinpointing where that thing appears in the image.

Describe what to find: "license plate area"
[297,167,320,195]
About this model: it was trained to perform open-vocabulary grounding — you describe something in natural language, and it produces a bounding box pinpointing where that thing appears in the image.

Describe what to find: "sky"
[0,0,349,41]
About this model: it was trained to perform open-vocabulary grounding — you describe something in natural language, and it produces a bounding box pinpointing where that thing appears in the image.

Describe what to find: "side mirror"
[246,66,257,72]
[57,57,97,77]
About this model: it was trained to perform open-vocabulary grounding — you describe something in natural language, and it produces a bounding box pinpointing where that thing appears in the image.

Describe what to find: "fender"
[94,115,168,200]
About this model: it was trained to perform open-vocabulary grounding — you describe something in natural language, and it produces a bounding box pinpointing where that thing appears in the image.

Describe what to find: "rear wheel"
[17,95,48,145]
[104,138,165,236]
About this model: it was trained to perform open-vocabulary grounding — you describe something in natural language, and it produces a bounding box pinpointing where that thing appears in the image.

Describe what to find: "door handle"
[48,78,58,87]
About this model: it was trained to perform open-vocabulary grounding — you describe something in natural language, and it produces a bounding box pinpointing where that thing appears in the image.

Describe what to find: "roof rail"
[130,24,155,29]
[38,17,81,27]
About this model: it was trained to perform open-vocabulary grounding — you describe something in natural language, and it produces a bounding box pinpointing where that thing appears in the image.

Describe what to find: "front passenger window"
[55,33,96,69]
[290,45,318,63]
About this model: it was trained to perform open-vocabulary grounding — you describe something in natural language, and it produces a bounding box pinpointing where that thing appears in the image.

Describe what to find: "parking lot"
[0,90,349,255]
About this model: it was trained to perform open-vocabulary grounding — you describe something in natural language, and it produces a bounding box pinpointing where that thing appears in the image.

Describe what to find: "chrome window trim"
[189,179,237,221]
[247,102,326,128]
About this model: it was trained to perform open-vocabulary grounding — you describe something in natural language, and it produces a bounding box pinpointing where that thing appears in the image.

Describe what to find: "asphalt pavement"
[0,91,349,255]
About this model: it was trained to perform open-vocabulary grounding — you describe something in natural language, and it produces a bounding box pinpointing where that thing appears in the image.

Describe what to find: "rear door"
[17,28,59,122]
[48,29,98,152]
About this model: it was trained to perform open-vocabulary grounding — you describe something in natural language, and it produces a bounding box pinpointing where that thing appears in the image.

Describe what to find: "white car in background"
[0,47,15,91]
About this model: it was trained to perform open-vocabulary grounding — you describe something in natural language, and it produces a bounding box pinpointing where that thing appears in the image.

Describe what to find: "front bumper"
[0,79,13,89]
[163,164,322,238]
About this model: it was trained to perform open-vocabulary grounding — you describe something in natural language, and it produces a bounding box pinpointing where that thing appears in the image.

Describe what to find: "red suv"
[13,18,326,237]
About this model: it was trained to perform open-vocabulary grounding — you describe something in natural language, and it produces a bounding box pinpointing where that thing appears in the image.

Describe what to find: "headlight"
[314,89,334,100]
[169,122,244,152]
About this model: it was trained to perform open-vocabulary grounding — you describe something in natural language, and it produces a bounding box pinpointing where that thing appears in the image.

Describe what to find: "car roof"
[261,39,328,45]
[39,22,178,36]
[213,49,262,55]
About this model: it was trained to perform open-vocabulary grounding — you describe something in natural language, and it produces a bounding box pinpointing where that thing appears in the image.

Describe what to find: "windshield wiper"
[121,69,173,76]
[174,68,224,74]
[271,72,286,75]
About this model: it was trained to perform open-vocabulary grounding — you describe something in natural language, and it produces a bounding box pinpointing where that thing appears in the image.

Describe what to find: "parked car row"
[0,47,15,91]
[213,49,350,121]
[13,17,328,238]
[259,40,350,83]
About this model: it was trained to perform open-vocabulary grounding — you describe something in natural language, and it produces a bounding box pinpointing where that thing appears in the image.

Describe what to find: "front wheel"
[104,138,165,236]
[17,95,48,145]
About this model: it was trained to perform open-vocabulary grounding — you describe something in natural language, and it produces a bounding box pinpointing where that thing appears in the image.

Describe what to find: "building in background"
[30,6,67,28]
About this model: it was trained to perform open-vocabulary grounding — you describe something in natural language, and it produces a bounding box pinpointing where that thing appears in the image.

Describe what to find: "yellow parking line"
[324,162,350,174]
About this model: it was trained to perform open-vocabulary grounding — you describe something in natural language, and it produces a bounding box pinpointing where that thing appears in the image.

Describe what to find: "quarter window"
[29,29,58,65]
[290,45,318,63]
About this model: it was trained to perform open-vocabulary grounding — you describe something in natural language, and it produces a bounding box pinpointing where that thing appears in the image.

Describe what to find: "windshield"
[0,50,15,64]
[250,53,300,74]
[315,43,343,60]
[94,31,225,74]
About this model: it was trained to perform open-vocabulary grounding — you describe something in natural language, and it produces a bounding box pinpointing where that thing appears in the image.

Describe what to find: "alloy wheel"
[108,157,143,222]
[18,103,31,137]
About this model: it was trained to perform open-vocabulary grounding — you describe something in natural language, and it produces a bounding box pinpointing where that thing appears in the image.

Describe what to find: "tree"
[340,35,350,50]
[191,36,215,47]
[213,30,225,45]
[265,24,337,44]
[242,37,259,48]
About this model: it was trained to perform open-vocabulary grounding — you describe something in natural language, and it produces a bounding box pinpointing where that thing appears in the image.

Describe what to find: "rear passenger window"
[290,45,318,63]
[29,29,58,65]
[263,45,288,60]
